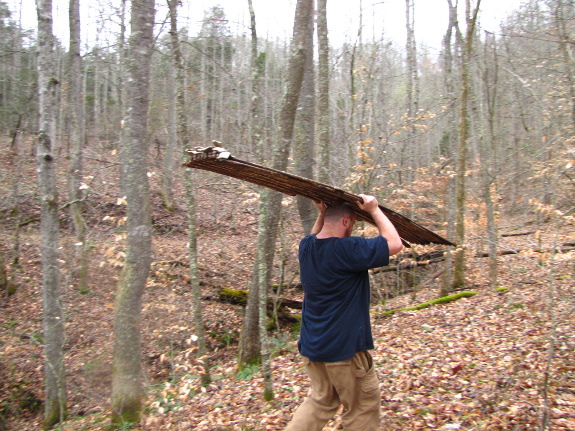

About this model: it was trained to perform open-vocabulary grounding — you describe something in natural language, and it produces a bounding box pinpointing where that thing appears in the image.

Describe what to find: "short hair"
[324,200,356,223]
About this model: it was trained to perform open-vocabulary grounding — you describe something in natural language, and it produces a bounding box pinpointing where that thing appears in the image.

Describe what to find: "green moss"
[494,286,510,293]
[263,388,274,401]
[266,318,276,332]
[110,391,142,429]
[381,291,478,316]
[235,364,259,381]
[238,356,261,369]
[290,315,302,333]
[43,402,68,430]
[219,288,248,305]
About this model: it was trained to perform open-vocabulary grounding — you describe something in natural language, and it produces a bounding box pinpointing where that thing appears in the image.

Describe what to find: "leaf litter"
[1,164,573,430]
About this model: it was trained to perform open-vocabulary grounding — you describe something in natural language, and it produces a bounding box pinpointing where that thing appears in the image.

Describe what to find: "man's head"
[324,200,357,237]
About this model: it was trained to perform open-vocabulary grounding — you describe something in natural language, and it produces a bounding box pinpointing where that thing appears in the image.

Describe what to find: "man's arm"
[357,194,404,256]
[310,200,327,235]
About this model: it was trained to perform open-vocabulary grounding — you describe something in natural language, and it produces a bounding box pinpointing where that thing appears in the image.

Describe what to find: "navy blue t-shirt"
[297,234,390,362]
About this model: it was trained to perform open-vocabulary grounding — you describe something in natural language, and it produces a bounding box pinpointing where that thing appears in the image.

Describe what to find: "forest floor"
[0,145,574,430]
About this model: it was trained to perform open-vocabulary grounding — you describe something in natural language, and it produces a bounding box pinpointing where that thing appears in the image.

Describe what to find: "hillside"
[0,146,574,430]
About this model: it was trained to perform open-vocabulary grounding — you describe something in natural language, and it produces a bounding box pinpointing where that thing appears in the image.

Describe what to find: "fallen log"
[475,243,575,257]
[501,231,536,237]
[375,257,446,273]
[374,243,575,273]
[218,287,302,310]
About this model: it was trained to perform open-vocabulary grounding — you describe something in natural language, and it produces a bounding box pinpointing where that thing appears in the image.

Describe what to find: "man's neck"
[316,227,344,239]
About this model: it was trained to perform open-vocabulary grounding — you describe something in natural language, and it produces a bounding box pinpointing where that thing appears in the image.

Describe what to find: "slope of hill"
[136,253,575,431]
[0,148,573,430]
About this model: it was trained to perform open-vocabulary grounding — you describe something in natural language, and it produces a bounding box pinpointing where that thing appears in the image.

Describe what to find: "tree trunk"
[111,0,155,426]
[259,0,313,400]
[405,0,418,182]
[161,61,177,212]
[238,267,261,365]
[441,0,458,297]
[554,0,575,130]
[294,1,316,234]
[238,0,265,367]
[452,0,481,290]
[239,0,266,368]
[117,0,127,149]
[247,0,265,159]
[316,0,330,185]
[481,31,499,287]
[67,0,88,293]
[167,0,211,386]
[238,0,312,399]
[35,0,67,427]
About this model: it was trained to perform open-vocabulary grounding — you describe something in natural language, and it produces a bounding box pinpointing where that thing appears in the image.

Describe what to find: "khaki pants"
[285,351,381,431]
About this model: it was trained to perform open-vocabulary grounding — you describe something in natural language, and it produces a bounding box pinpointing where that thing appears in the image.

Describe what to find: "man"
[286,194,403,431]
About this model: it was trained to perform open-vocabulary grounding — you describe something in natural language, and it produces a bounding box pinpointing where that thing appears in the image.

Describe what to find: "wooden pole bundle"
[184,145,454,247]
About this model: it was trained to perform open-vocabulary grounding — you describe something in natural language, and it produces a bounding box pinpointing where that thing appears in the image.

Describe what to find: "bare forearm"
[357,194,403,255]
[372,209,403,255]
[310,213,324,235]
[310,200,327,235]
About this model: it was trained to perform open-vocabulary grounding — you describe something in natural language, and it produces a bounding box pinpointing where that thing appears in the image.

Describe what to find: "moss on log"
[380,291,478,316]
[219,288,249,305]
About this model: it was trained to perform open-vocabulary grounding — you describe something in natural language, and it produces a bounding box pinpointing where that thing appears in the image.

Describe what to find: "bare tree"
[111,0,155,426]
[404,0,419,183]
[452,0,481,290]
[294,0,316,233]
[35,0,67,427]
[441,0,458,296]
[167,0,211,387]
[256,0,313,400]
[553,0,575,130]
[316,0,330,184]
[480,31,500,287]
[238,0,264,366]
[248,0,265,158]
[161,61,177,212]
[237,0,313,400]
[67,0,88,292]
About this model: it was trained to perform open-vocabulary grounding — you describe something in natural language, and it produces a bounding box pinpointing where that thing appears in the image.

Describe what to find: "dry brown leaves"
[133,227,574,431]
[1,157,573,430]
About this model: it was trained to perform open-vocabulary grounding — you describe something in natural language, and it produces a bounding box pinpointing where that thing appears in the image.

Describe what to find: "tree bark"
[452,0,481,290]
[161,61,177,212]
[238,0,264,367]
[481,31,500,287]
[441,0,458,297]
[294,0,316,234]
[167,0,211,386]
[67,0,88,293]
[111,0,155,426]
[554,0,575,130]
[35,0,67,427]
[117,0,127,149]
[247,0,265,159]
[316,0,330,185]
[404,0,418,183]
[238,0,312,400]
[259,0,313,400]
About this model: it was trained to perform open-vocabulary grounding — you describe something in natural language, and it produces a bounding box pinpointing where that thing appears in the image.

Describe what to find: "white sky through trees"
[8,0,525,53]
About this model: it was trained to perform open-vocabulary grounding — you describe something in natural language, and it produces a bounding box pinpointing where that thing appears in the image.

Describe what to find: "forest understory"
[0,147,574,431]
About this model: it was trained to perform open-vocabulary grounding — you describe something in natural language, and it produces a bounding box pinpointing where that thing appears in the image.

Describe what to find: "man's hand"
[313,200,327,214]
[310,200,327,235]
[357,194,404,255]
[357,194,379,214]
